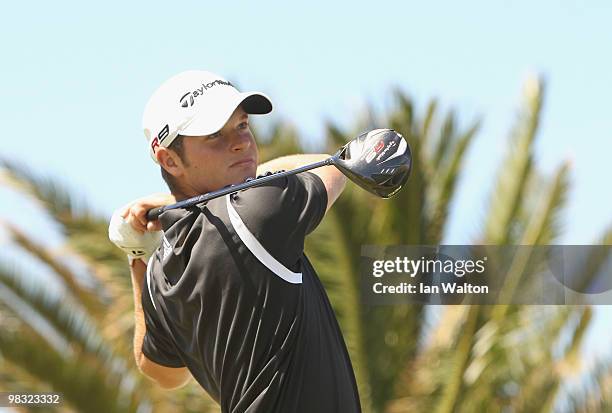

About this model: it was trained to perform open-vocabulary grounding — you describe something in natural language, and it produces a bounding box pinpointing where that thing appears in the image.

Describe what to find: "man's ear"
[156,147,184,177]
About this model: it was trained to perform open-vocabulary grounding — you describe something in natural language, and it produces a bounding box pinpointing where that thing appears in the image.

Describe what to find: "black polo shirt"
[141,172,361,413]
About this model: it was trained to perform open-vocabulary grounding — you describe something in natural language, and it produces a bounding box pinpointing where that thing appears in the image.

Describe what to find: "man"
[112,70,361,412]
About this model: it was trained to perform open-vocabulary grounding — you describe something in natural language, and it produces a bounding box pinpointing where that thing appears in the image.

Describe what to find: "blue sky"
[1,0,610,357]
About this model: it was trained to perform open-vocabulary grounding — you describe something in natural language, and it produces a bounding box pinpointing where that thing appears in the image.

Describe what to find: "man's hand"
[108,193,176,262]
[120,193,176,233]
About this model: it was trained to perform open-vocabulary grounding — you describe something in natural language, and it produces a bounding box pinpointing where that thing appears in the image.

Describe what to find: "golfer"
[112,70,361,412]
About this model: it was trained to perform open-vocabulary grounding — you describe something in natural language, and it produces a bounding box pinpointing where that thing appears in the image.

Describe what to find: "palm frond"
[484,75,545,245]
[414,98,438,186]
[431,111,457,171]
[388,307,469,413]
[0,263,132,368]
[421,99,438,148]
[523,161,570,245]
[1,220,103,313]
[433,305,481,413]
[493,162,570,316]
[570,226,612,295]
[388,91,415,141]
[564,360,612,413]
[63,218,133,290]
[561,306,593,362]
[0,325,144,413]
[0,158,133,291]
[426,120,480,243]
[452,306,580,412]
[0,159,80,225]
[536,307,594,413]
[393,91,414,131]
[325,121,352,152]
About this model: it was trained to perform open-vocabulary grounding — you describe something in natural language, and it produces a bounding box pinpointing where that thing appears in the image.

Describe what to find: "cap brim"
[180,92,272,137]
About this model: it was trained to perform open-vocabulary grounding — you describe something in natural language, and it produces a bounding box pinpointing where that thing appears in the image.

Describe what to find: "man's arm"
[130,259,191,390]
[257,154,346,212]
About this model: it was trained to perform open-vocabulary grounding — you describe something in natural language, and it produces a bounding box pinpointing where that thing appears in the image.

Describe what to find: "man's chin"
[234,168,256,181]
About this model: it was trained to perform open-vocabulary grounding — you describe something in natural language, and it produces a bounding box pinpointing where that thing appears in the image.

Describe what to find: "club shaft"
[146,158,334,221]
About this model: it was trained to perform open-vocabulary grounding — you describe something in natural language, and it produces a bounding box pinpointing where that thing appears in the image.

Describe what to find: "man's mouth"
[230,158,255,168]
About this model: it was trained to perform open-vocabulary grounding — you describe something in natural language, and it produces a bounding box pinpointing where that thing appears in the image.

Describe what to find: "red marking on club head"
[374,140,385,153]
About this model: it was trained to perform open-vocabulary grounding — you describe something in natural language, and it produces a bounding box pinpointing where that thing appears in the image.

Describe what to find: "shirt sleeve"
[140,280,185,368]
[230,171,328,269]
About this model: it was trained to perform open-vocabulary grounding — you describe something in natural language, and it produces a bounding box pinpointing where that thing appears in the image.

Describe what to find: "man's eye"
[208,132,222,139]
[238,122,248,130]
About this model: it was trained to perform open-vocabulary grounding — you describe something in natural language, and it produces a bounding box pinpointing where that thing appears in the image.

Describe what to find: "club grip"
[146,207,164,222]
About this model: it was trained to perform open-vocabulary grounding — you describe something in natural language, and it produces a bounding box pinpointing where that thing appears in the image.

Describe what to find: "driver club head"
[332,128,412,198]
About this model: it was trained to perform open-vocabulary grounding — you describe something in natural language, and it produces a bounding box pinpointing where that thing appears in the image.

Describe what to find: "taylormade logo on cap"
[142,70,273,164]
[179,80,233,108]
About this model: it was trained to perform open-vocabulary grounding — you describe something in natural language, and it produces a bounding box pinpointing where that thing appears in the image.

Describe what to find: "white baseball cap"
[142,70,272,162]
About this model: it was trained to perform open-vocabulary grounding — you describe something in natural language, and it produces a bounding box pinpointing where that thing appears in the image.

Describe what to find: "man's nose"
[230,131,251,152]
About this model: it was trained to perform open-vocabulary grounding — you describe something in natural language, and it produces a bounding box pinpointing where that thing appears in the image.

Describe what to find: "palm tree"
[304,76,611,413]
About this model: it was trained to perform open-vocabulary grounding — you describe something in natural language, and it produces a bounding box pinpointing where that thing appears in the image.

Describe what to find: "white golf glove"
[108,209,162,263]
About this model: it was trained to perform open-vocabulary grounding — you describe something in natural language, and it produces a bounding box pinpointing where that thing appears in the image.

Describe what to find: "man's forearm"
[130,259,147,365]
[128,259,192,389]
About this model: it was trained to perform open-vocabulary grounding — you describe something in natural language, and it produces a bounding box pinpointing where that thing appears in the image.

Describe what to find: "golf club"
[146,128,412,221]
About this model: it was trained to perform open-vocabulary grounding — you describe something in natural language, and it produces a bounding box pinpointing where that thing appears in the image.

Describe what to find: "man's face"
[171,106,258,197]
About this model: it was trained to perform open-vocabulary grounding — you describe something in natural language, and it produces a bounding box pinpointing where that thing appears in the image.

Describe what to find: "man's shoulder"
[231,172,325,211]
[159,207,199,231]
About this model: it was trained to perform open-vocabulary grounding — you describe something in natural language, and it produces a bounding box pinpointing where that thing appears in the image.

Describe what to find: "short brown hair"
[160,135,188,194]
